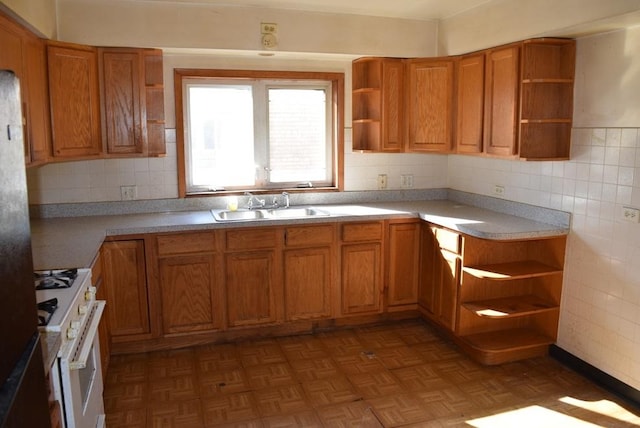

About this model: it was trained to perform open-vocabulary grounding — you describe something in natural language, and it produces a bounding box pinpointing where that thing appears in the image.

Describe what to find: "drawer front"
[226,228,279,251]
[342,222,383,242]
[285,225,335,247]
[157,232,216,256]
[434,227,460,254]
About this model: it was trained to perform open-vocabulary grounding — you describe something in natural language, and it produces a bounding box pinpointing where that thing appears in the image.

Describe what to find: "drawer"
[433,227,460,254]
[285,224,335,247]
[342,222,383,242]
[226,228,279,251]
[157,232,216,256]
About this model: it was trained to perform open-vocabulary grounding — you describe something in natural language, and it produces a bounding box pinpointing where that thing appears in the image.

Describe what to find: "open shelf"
[462,295,557,318]
[457,328,555,365]
[463,260,562,280]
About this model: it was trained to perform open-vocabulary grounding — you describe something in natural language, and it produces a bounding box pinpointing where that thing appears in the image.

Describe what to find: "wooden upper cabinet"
[47,41,102,158]
[406,58,455,153]
[99,48,144,155]
[23,36,52,165]
[456,54,485,154]
[352,57,404,152]
[99,47,166,157]
[483,45,520,157]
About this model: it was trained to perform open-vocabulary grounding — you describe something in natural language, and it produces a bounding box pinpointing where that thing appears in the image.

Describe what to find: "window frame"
[174,69,344,197]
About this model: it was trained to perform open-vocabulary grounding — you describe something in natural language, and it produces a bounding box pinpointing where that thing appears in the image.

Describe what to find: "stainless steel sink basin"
[212,207,330,222]
[265,207,329,218]
[213,209,266,221]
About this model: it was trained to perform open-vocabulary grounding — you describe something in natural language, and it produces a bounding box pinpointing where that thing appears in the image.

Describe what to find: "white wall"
[449,26,640,390]
[0,0,56,38]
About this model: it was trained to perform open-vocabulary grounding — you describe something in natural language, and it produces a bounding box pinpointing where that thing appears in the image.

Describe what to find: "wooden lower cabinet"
[283,224,335,320]
[387,220,420,308]
[101,240,151,341]
[341,221,384,315]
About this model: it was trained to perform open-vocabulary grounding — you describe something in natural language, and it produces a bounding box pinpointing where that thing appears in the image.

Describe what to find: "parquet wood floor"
[104,319,640,427]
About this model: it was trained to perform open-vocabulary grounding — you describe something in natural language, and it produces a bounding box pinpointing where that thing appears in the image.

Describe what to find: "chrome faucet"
[244,192,265,209]
[281,192,290,208]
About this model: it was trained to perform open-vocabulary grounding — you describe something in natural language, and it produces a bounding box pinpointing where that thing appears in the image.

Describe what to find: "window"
[175,69,344,196]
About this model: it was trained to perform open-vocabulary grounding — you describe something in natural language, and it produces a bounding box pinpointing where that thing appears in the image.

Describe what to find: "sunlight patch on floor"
[559,396,640,426]
[466,405,602,427]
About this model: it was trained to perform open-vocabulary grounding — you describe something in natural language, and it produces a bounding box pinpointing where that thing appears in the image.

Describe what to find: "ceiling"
[137,0,493,21]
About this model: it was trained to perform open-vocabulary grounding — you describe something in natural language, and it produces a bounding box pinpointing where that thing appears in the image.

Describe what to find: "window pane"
[187,85,255,189]
[268,88,328,183]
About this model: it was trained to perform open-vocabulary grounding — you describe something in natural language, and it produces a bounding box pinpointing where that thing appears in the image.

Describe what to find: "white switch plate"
[494,185,505,197]
[400,174,414,189]
[622,206,640,223]
[377,174,387,190]
[120,185,137,201]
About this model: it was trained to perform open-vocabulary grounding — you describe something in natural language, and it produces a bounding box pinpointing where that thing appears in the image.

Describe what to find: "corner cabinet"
[456,234,566,365]
[387,219,420,309]
[352,57,404,152]
[47,41,102,159]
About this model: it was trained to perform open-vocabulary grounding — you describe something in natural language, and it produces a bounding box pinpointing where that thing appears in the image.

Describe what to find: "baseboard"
[549,345,640,409]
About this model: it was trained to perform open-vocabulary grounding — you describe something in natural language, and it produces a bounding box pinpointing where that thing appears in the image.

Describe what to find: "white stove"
[35,268,106,428]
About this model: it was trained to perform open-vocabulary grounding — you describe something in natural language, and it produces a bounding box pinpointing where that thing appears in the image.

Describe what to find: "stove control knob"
[78,304,88,315]
[67,326,78,339]
[85,286,96,301]
[71,320,81,330]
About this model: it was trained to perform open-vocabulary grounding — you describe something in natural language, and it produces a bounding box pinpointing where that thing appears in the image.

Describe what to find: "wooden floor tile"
[318,330,365,356]
[238,341,287,367]
[105,407,147,428]
[148,350,196,378]
[315,400,383,428]
[195,343,242,372]
[373,345,425,369]
[147,398,204,428]
[368,393,433,427]
[301,376,361,407]
[431,359,492,384]
[104,359,148,385]
[356,325,408,349]
[347,371,405,399]
[201,391,260,426]
[253,384,311,417]
[198,368,251,396]
[392,364,453,392]
[104,381,148,411]
[261,410,323,427]
[332,351,387,375]
[245,362,297,389]
[391,320,442,345]
[290,357,342,382]
[148,374,200,402]
[414,386,478,419]
[277,335,330,360]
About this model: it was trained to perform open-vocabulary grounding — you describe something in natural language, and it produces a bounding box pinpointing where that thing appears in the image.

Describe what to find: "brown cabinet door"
[225,250,279,327]
[387,222,420,306]
[381,59,404,151]
[100,49,144,154]
[48,42,102,158]
[284,247,332,320]
[341,243,383,315]
[158,254,222,334]
[438,250,459,330]
[456,53,485,154]
[101,240,150,339]
[406,58,454,153]
[23,36,51,165]
[418,223,438,314]
[484,45,520,157]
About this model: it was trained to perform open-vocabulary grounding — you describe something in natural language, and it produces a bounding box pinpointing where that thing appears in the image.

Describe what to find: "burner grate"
[37,297,58,326]
[34,268,78,290]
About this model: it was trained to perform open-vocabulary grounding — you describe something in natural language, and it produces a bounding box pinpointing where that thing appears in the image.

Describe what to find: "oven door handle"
[69,300,105,370]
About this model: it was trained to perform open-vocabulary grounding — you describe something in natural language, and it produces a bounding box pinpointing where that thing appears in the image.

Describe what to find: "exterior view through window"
[178,71,343,196]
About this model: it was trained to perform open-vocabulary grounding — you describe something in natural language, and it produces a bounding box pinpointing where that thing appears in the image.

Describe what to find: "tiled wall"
[449,127,640,390]
[26,128,448,204]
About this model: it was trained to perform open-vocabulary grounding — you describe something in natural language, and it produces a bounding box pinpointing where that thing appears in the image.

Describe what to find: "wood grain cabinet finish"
[101,240,151,341]
[283,225,335,320]
[47,41,102,158]
[406,58,455,153]
[99,47,166,156]
[456,53,485,154]
[352,57,404,152]
[340,222,384,315]
[156,232,222,335]
[387,220,420,308]
[225,227,282,327]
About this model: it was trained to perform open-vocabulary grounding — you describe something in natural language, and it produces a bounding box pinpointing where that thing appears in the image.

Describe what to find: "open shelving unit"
[518,38,576,160]
[455,234,566,365]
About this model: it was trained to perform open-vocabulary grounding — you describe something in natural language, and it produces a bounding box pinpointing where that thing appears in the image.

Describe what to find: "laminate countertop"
[30,199,569,270]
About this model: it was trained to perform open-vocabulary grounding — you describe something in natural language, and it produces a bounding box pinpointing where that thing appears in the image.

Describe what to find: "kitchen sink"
[213,209,266,221]
[264,207,329,218]
[212,207,330,222]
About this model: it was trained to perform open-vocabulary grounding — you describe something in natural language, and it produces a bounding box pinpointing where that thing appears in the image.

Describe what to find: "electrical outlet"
[377,174,387,190]
[120,185,137,201]
[400,174,414,189]
[622,206,640,223]
[261,22,278,34]
[493,184,505,197]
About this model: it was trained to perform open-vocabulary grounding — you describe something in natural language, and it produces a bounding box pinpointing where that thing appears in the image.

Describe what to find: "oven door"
[59,301,106,428]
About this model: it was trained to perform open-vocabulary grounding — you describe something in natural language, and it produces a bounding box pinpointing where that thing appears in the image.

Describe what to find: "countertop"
[30,199,569,270]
